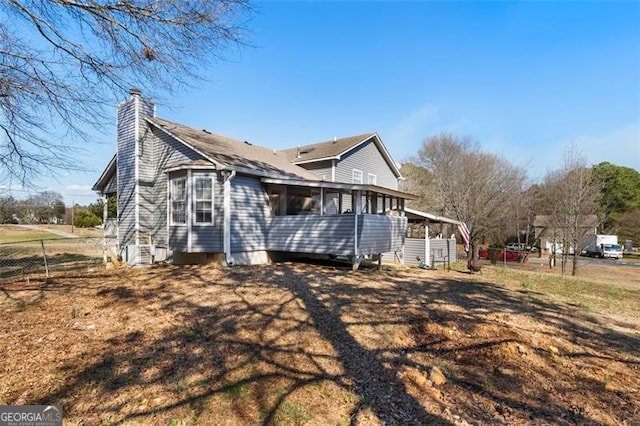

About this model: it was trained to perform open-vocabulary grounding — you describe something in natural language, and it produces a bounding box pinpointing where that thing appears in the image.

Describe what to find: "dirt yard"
[0,261,638,425]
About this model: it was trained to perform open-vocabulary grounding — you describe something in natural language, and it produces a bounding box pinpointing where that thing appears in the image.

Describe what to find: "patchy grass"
[0,225,102,244]
[0,226,61,244]
[477,264,640,318]
[0,261,638,425]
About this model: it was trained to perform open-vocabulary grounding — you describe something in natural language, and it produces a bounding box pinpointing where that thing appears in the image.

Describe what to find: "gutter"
[223,169,237,266]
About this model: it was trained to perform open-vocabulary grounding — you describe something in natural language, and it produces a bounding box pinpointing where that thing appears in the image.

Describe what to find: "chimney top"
[129,87,141,96]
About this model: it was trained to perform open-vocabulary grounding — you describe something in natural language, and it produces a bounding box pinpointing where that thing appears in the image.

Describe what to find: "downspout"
[187,169,193,252]
[223,169,237,266]
[102,195,108,264]
[401,198,405,267]
[331,159,336,182]
[353,190,361,270]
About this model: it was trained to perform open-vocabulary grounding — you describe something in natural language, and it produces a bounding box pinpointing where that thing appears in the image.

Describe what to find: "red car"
[478,248,522,262]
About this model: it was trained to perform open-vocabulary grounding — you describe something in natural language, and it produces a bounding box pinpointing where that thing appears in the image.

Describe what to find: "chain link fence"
[0,237,105,282]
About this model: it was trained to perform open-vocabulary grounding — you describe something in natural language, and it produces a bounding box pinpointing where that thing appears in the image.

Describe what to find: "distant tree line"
[0,193,116,228]
[402,133,640,275]
[0,191,66,224]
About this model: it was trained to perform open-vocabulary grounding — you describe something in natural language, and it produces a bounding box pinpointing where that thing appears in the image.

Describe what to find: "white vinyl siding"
[352,169,363,184]
[194,176,213,224]
[170,177,186,225]
[367,173,377,185]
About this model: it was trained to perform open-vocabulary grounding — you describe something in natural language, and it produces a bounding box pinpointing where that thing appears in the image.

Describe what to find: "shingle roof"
[281,133,376,163]
[148,118,318,180]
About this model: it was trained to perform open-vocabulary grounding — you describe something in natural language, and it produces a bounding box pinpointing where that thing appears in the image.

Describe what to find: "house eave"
[404,207,462,225]
[92,154,117,193]
[163,163,316,182]
[163,164,218,174]
[290,155,339,165]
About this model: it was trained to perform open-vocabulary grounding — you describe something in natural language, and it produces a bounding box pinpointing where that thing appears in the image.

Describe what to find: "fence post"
[41,240,49,278]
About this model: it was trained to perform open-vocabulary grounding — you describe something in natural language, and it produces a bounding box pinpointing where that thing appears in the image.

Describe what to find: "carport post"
[424,223,430,267]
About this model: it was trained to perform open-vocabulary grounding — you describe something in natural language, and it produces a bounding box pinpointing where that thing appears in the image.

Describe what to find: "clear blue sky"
[26,1,640,205]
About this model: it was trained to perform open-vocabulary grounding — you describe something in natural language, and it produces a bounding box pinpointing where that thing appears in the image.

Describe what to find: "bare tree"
[409,133,526,260]
[399,162,433,212]
[1,0,251,185]
[542,145,601,276]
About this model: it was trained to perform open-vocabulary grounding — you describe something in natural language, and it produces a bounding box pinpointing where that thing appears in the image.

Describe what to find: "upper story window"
[194,176,213,224]
[367,173,377,185]
[352,169,363,184]
[170,177,186,225]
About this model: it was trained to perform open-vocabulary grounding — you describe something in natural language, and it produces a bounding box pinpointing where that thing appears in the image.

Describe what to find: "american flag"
[458,220,471,252]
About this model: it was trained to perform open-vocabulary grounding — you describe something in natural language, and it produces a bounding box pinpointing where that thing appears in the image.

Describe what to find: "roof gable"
[148,118,318,180]
[92,154,116,192]
[282,133,402,179]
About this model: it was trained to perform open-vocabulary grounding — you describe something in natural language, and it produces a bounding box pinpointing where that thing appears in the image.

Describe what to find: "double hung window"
[170,178,186,225]
[352,169,363,184]
[194,177,213,224]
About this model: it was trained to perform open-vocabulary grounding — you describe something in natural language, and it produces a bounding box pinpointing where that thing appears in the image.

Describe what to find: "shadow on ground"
[1,260,637,425]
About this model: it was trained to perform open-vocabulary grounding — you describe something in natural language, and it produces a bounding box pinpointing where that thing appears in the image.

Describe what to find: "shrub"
[74,209,102,228]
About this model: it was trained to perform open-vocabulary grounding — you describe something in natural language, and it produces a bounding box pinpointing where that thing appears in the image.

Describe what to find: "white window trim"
[170,176,187,226]
[352,168,363,184]
[193,174,215,225]
[367,173,377,185]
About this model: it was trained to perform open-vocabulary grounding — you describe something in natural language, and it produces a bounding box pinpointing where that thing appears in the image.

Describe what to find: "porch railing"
[266,214,406,257]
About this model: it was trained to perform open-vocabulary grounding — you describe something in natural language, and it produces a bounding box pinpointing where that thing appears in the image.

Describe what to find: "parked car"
[478,247,522,262]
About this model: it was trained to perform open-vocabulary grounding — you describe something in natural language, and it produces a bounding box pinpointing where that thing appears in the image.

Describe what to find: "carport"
[384,207,461,267]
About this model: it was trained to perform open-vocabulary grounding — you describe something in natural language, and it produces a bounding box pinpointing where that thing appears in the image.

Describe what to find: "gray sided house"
[93,90,413,269]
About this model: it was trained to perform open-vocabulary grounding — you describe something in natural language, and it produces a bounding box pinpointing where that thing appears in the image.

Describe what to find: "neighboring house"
[533,214,599,254]
[93,90,413,269]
